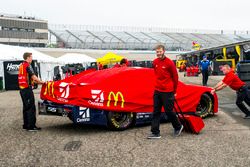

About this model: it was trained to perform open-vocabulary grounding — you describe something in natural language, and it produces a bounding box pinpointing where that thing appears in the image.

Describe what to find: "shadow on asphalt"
[43,123,109,134]
[41,120,206,134]
[41,121,166,134]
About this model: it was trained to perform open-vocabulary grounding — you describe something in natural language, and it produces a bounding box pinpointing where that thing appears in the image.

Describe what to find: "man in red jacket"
[211,64,250,119]
[148,45,183,139]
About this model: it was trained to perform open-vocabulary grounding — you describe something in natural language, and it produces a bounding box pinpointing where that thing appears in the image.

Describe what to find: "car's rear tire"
[106,112,136,131]
[68,112,73,122]
[196,93,213,118]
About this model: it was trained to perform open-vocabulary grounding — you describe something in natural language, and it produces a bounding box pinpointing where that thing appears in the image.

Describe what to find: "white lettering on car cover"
[59,82,70,98]
[88,90,104,107]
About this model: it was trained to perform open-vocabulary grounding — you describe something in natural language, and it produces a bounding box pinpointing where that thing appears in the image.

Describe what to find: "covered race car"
[39,67,218,130]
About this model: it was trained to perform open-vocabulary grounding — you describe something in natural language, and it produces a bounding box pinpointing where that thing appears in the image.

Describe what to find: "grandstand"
[0,13,48,47]
[49,25,250,51]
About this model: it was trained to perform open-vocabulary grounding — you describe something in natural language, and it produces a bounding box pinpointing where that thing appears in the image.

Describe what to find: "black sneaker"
[147,133,161,139]
[26,128,38,132]
[243,115,250,119]
[174,125,184,137]
[26,127,41,132]
[34,126,42,130]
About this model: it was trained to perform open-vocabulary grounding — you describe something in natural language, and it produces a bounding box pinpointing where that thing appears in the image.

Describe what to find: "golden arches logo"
[43,81,55,98]
[107,91,124,108]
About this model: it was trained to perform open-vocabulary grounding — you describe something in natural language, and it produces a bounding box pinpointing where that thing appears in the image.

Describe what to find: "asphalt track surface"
[0,73,249,167]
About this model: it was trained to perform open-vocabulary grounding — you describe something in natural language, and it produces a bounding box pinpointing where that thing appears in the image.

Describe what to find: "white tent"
[0,44,20,60]
[0,44,60,89]
[9,46,59,81]
[0,44,58,63]
[57,53,96,64]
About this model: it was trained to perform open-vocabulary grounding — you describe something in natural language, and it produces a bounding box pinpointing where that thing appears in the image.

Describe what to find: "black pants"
[151,91,182,135]
[236,86,250,116]
[202,70,209,86]
[20,88,36,129]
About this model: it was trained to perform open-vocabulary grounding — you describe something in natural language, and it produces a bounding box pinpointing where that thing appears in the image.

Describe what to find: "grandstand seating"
[50,27,250,51]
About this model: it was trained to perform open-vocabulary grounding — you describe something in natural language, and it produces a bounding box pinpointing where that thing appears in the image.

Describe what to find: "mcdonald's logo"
[107,91,125,108]
[43,81,55,98]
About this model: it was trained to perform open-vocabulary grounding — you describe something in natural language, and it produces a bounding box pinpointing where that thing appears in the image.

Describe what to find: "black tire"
[68,112,73,122]
[196,93,213,118]
[106,112,136,131]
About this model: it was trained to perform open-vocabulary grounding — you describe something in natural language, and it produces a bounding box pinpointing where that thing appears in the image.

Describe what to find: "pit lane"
[0,73,249,167]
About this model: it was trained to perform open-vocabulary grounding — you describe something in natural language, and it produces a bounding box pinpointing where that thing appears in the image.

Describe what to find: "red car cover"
[40,67,218,113]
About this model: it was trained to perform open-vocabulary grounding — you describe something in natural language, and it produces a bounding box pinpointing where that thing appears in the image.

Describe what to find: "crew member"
[98,63,103,70]
[113,63,120,68]
[148,45,183,139]
[120,58,129,67]
[211,64,250,119]
[18,52,44,131]
[199,56,211,86]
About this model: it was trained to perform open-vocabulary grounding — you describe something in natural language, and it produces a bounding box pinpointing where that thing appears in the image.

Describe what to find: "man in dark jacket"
[18,52,44,131]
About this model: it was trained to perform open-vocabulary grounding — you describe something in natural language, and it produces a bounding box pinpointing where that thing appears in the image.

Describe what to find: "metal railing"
[49,24,250,35]
[48,24,250,51]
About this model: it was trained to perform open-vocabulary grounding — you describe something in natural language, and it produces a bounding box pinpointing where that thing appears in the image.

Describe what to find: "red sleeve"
[170,60,178,93]
[222,73,234,86]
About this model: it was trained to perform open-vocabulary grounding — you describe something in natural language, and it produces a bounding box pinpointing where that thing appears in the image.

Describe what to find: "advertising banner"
[3,60,39,90]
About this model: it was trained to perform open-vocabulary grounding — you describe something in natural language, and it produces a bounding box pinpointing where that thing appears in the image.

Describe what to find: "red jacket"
[153,57,178,93]
[18,61,30,89]
[18,61,35,89]
[222,70,245,91]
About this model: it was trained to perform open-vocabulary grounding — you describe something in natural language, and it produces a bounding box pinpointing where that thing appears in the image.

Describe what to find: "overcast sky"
[1,0,249,31]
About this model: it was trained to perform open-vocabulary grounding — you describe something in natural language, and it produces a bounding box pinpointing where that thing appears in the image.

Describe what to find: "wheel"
[106,111,136,131]
[68,112,73,122]
[196,93,213,118]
